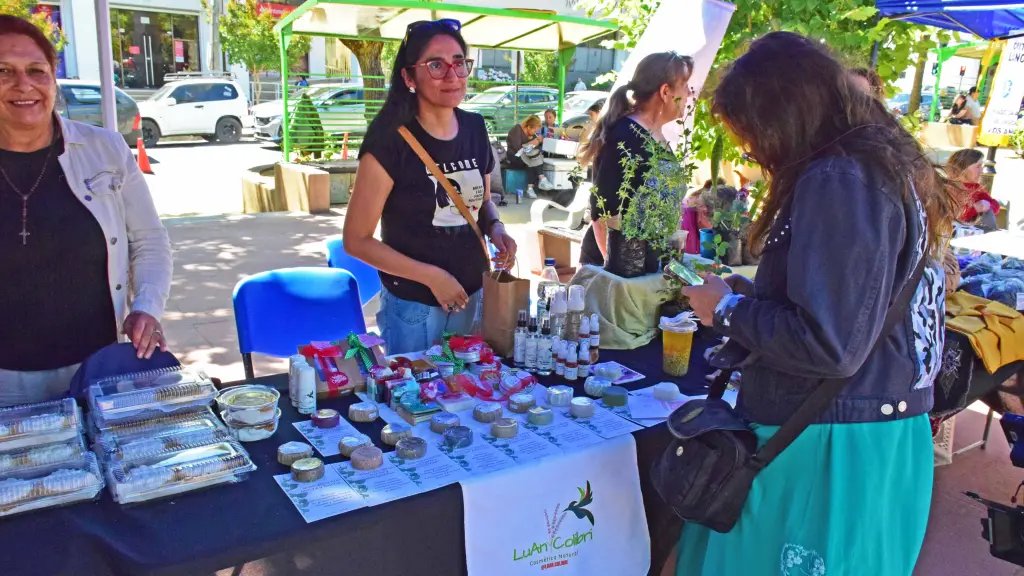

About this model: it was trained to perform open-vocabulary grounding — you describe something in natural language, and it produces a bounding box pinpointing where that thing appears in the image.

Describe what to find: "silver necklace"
[0,128,57,246]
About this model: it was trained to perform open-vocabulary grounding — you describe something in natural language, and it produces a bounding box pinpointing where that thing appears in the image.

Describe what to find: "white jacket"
[56,118,172,331]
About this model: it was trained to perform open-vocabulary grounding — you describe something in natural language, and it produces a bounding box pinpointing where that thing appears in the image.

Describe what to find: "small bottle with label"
[524,316,539,372]
[555,340,566,376]
[579,316,591,347]
[589,313,601,364]
[536,319,554,376]
[564,342,579,381]
[578,340,591,378]
[513,310,528,368]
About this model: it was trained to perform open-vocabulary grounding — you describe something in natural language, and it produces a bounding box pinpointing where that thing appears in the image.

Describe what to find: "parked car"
[55,80,141,146]
[460,85,560,134]
[252,83,381,143]
[560,90,609,131]
[887,93,940,118]
[136,76,252,147]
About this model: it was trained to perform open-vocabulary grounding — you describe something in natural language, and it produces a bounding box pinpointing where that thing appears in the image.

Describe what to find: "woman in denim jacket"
[676,33,957,576]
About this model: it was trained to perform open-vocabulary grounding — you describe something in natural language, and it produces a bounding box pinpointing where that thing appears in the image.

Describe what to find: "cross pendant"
[19,229,29,245]
[19,197,28,246]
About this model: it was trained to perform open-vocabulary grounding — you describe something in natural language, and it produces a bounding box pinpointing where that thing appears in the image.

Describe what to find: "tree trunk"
[908,35,930,120]
[340,36,385,123]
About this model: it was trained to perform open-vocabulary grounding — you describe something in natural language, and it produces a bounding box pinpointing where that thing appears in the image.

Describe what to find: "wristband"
[713,293,745,329]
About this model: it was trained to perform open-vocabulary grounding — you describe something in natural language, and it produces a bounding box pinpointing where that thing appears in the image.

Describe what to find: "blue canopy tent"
[877,1,1024,40]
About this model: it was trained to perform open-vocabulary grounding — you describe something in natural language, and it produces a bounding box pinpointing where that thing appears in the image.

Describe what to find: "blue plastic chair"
[325,236,381,306]
[233,267,366,379]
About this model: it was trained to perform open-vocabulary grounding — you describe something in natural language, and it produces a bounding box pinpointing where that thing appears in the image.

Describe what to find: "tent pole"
[95,0,117,131]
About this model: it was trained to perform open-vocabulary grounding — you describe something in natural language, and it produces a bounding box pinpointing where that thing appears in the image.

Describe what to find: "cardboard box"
[298,336,385,399]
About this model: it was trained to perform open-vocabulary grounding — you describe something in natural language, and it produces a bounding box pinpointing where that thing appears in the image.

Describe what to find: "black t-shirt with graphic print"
[359,108,494,306]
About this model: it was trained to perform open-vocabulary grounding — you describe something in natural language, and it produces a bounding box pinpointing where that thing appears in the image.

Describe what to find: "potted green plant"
[595,110,697,279]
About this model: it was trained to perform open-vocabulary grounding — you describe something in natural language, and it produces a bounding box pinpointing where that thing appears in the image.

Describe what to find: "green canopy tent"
[273,0,618,158]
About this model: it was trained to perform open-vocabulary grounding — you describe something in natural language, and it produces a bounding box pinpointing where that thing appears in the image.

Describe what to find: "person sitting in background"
[947,148,1000,231]
[951,87,982,125]
[0,16,173,406]
[505,115,544,197]
[540,108,558,139]
[850,67,884,100]
[947,94,966,122]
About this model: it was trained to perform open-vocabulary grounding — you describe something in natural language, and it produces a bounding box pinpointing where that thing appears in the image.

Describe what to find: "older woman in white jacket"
[0,16,172,406]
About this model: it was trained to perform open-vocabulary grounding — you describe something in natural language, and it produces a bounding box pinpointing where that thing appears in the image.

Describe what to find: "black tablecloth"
[0,336,718,576]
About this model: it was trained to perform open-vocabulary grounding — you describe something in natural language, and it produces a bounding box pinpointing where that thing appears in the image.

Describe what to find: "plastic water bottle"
[513,310,528,368]
[549,288,567,340]
[538,257,561,306]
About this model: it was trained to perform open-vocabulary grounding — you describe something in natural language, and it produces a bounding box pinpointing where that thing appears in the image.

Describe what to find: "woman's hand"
[724,274,754,297]
[683,274,733,327]
[123,312,167,359]
[488,223,518,270]
[427,267,470,312]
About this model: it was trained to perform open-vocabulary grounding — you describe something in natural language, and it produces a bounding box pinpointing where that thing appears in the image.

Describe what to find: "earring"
[409,86,416,94]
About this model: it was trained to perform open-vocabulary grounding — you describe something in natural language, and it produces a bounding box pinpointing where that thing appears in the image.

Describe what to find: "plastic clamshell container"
[222,408,282,443]
[106,440,256,504]
[96,422,232,463]
[215,385,280,427]
[92,409,224,451]
[0,398,83,453]
[0,436,87,477]
[0,451,104,517]
[88,368,218,428]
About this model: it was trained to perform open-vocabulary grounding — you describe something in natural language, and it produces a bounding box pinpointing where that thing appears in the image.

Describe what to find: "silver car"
[253,83,383,143]
[56,80,141,146]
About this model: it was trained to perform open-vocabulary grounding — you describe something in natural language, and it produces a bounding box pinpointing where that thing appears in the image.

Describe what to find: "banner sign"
[257,2,297,18]
[982,38,1024,137]
[461,435,650,576]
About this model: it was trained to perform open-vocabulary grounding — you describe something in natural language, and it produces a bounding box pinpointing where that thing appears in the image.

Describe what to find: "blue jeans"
[377,287,482,355]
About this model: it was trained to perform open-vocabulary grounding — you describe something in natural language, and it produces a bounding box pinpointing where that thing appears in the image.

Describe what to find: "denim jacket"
[713,156,945,425]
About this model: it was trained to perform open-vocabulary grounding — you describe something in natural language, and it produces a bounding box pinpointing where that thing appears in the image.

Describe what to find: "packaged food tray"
[87,367,217,428]
[93,409,228,459]
[106,440,256,504]
[0,451,104,517]
[0,398,82,453]
[0,437,87,477]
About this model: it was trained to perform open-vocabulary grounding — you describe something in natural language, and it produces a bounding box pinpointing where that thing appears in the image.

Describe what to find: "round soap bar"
[430,412,461,434]
[291,457,325,482]
[602,386,628,407]
[594,363,623,381]
[547,385,574,407]
[507,393,536,414]
[348,402,379,423]
[569,397,596,419]
[311,408,340,428]
[443,425,474,449]
[584,377,612,398]
[654,382,682,401]
[491,418,519,438]
[395,437,428,460]
[338,434,372,457]
[527,406,554,426]
[277,441,313,466]
[473,402,503,423]
[381,423,412,446]
[350,446,384,470]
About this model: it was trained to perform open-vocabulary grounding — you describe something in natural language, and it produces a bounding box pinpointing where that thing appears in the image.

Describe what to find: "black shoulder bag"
[651,257,926,533]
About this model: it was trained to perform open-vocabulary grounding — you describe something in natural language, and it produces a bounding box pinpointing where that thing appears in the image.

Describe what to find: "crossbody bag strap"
[398,126,490,263]
[748,256,928,471]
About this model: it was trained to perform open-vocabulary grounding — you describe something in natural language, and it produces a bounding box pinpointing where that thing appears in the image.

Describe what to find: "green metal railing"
[274,72,561,161]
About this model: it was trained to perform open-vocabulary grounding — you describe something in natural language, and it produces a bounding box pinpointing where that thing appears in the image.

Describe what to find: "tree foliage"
[521,52,558,85]
[581,0,956,165]
[205,0,310,101]
[1,0,67,52]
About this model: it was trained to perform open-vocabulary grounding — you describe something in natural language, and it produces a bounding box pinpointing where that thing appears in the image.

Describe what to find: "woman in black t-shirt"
[344,19,517,354]
[577,52,694,267]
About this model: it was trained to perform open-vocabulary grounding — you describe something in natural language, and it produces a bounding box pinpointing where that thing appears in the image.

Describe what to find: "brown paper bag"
[482,270,531,357]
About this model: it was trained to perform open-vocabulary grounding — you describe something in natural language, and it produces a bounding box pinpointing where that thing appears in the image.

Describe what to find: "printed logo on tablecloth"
[512,481,596,569]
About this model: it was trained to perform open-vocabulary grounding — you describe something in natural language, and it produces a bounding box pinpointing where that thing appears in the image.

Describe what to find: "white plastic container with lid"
[549,288,568,340]
[564,285,586,342]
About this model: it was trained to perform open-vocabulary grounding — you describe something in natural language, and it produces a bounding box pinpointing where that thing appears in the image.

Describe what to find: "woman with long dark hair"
[577,51,694,267]
[344,19,516,354]
[678,32,956,575]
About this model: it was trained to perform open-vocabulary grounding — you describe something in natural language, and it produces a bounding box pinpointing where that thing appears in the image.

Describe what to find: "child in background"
[946,148,1001,231]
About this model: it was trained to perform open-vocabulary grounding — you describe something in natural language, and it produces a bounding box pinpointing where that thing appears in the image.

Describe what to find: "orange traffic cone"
[136,138,154,175]
[341,132,350,160]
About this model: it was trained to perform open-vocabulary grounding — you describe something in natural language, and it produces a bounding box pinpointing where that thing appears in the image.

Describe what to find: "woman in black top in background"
[344,19,517,354]
[577,52,694,267]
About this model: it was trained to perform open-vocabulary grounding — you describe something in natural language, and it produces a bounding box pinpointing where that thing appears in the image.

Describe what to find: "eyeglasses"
[404,18,462,40]
[407,58,475,80]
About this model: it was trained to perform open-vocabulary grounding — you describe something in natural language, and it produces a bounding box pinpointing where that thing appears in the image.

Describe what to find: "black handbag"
[651,258,927,533]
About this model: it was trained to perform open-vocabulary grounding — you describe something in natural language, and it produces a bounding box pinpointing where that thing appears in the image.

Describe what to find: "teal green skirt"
[676,414,933,576]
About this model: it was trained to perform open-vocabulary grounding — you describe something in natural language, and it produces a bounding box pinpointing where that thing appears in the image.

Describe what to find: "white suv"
[137,76,252,147]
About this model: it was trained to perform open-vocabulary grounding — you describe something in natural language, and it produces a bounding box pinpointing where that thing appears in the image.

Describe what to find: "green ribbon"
[428,331,465,374]
[344,333,376,373]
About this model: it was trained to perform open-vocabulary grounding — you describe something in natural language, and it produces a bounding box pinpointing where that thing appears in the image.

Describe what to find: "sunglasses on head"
[404,18,462,40]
